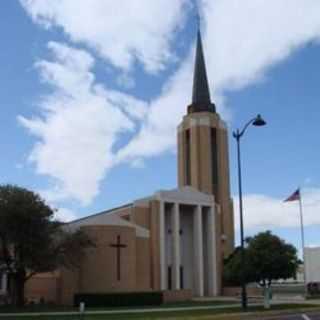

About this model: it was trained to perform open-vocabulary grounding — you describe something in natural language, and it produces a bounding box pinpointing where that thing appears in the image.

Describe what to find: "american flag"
[284,189,300,202]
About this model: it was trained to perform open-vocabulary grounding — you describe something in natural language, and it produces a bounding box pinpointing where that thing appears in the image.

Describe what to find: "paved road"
[262,312,320,320]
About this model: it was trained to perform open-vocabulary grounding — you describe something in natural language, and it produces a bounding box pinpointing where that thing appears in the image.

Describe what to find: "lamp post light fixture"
[233,114,266,311]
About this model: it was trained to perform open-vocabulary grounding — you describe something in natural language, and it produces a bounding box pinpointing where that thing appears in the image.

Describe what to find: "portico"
[157,187,218,297]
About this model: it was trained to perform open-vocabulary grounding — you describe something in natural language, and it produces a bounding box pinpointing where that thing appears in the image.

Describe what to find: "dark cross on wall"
[110,235,127,281]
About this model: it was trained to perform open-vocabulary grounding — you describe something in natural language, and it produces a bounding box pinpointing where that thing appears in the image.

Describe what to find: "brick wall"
[25,272,60,304]
[162,289,192,303]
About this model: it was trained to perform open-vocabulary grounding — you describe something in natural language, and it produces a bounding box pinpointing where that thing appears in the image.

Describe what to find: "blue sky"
[1,0,320,256]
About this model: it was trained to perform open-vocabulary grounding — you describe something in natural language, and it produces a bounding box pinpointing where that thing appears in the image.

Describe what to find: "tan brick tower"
[177,30,234,257]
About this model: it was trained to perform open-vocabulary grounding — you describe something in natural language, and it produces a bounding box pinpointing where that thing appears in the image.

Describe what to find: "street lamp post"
[233,114,266,311]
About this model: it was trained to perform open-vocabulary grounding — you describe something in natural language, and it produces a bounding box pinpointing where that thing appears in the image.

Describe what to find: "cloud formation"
[234,188,320,230]
[204,0,320,91]
[121,0,320,158]
[55,207,77,222]
[19,42,147,205]
[20,0,190,73]
[19,0,320,207]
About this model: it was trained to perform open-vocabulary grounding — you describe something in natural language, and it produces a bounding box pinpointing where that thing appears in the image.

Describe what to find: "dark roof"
[188,30,216,114]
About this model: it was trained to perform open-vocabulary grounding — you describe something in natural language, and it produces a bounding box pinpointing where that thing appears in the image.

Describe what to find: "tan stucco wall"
[131,206,151,230]
[60,267,80,305]
[59,224,151,303]
[136,237,152,291]
[178,112,235,258]
[150,200,161,290]
[78,225,137,293]
[214,204,223,295]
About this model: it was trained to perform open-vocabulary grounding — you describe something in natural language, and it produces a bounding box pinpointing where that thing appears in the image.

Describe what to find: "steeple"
[188,30,216,114]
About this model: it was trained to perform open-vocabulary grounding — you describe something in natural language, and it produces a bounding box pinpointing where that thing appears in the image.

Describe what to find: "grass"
[0,303,318,320]
[306,294,320,300]
[0,300,236,313]
[271,284,305,295]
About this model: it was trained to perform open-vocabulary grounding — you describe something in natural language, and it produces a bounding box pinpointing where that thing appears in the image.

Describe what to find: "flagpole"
[298,188,307,296]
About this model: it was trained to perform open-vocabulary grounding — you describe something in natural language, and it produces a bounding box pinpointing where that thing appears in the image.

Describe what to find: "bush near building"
[74,292,163,307]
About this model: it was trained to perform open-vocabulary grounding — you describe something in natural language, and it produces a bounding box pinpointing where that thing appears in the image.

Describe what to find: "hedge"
[74,291,163,308]
[307,282,320,296]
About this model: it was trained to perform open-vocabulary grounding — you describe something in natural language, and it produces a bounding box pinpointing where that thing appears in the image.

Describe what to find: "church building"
[22,30,234,305]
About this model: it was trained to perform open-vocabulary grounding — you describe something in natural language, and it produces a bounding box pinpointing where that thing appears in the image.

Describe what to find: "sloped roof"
[67,205,149,238]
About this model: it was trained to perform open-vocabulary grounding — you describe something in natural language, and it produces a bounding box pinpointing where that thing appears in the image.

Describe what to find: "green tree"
[0,184,93,307]
[224,231,299,288]
[223,247,255,286]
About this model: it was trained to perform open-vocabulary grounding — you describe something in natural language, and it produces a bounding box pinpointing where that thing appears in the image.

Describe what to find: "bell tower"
[177,30,234,257]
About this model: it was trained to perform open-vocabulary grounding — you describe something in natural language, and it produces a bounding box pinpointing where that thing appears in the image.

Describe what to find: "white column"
[207,206,218,296]
[172,202,181,290]
[159,201,167,290]
[193,205,204,296]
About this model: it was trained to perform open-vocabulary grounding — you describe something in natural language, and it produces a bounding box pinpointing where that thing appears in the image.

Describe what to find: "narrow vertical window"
[211,128,219,199]
[180,266,184,289]
[168,266,172,290]
[185,129,191,185]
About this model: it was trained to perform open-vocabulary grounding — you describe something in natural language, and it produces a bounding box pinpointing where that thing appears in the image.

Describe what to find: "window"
[211,128,219,199]
[185,129,191,185]
[180,266,184,289]
[167,266,172,290]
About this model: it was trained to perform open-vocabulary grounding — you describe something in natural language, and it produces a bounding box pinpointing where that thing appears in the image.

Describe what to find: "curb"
[210,307,320,320]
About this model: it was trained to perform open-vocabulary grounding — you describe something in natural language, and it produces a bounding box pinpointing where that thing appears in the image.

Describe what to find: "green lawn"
[0,304,318,320]
[271,284,305,295]
[0,300,236,313]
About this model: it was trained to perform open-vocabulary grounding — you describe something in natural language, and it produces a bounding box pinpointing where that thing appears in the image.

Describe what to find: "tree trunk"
[16,279,25,307]
[13,270,26,307]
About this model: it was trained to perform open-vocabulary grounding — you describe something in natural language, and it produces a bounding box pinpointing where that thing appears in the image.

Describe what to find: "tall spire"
[188,28,216,114]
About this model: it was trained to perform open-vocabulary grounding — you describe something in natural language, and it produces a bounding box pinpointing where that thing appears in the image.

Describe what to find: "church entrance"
[162,200,218,296]
[167,266,184,290]
[164,203,194,292]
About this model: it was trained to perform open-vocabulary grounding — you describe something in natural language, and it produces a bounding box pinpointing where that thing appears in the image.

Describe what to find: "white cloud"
[234,188,320,230]
[203,0,320,92]
[54,207,76,222]
[19,1,320,207]
[19,42,148,205]
[118,0,320,158]
[116,57,194,162]
[20,0,190,73]
[130,158,145,169]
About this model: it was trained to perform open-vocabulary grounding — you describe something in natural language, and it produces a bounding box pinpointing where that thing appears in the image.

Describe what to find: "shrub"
[74,291,163,308]
[307,282,320,295]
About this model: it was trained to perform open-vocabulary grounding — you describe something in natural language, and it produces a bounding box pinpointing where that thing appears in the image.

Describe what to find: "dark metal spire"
[188,28,216,114]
